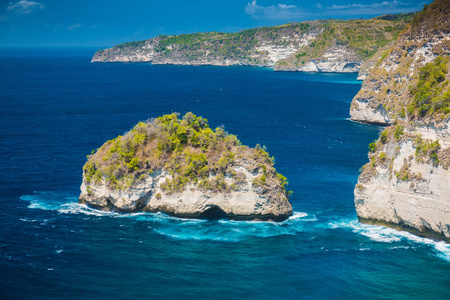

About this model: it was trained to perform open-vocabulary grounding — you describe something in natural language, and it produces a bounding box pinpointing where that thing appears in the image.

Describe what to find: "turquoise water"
[1,49,449,299]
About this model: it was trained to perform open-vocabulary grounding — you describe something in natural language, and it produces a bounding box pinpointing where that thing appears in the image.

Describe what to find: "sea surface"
[1,48,449,299]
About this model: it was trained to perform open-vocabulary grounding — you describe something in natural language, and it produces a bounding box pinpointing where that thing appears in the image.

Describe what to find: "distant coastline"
[91,13,413,77]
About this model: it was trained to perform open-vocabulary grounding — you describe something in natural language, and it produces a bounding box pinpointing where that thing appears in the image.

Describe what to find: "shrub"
[380,131,388,144]
[394,125,404,141]
[408,56,449,118]
[414,135,440,166]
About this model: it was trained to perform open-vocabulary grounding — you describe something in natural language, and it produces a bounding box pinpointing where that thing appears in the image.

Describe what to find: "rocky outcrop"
[79,113,292,221]
[352,0,450,242]
[276,45,363,73]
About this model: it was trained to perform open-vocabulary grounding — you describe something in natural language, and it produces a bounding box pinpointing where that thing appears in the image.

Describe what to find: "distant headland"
[92,13,413,79]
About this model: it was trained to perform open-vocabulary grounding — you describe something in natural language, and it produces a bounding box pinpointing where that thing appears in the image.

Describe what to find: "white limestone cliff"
[355,123,450,241]
[80,165,293,221]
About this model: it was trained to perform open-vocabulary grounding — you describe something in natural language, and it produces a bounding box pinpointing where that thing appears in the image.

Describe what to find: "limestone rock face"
[349,100,391,126]
[80,166,292,221]
[355,124,450,242]
[286,45,363,73]
[275,45,363,73]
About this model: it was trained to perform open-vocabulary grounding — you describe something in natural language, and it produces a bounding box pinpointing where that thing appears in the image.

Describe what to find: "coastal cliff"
[92,16,410,73]
[79,113,293,221]
[352,0,450,241]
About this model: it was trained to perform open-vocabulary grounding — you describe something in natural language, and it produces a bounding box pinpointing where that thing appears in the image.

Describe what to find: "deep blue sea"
[1,48,450,299]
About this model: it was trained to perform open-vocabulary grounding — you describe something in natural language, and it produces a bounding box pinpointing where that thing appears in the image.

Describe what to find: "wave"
[329,218,450,262]
[21,191,316,242]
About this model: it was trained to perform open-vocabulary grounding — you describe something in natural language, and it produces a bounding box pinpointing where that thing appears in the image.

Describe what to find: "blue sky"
[0,0,430,47]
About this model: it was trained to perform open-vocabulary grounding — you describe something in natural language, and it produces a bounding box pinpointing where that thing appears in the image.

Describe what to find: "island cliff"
[91,15,411,74]
[351,0,450,242]
[79,113,293,221]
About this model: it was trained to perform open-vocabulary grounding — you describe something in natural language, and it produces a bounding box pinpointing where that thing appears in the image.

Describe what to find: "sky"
[0,0,431,48]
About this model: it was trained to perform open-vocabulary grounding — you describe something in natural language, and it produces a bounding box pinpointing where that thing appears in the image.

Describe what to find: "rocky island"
[91,15,412,75]
[351,0,450,242]
[79,113,292,221]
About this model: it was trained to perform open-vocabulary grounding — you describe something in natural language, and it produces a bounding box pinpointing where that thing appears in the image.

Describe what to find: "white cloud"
[244,0,305,20]
[325,0,419,15]
[244,0,421,21]
[7,1,44,14]
[133,27,146,36]
[67,23,82,31]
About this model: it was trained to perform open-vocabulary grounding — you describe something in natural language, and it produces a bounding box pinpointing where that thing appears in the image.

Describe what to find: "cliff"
[79,113,293,221]
[92,16,411,73]
[351,0,450,242]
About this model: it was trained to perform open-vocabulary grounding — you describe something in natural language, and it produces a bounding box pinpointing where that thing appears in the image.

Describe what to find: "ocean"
[1,48,449,299]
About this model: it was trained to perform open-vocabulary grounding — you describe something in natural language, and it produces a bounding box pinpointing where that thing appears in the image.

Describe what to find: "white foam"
[329,218,450,262]
[154,211,314,241]
[21,191,316,242]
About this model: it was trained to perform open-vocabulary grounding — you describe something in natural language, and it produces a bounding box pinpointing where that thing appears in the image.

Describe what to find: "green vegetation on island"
[83,113,290,199]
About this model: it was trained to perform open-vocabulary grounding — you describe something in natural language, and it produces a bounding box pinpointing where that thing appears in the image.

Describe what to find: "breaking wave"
[329,218,450,262]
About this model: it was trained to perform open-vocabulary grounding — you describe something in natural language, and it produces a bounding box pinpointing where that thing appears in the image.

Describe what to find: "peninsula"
[91,14,412,76]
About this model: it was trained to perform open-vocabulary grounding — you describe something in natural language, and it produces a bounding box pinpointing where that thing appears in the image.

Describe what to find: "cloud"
[324,0,420,15]
[133,27,146,36]
[7,1,44,14]
[244,0,305,20]
[67,23,82,31]
[244,0,421,21]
